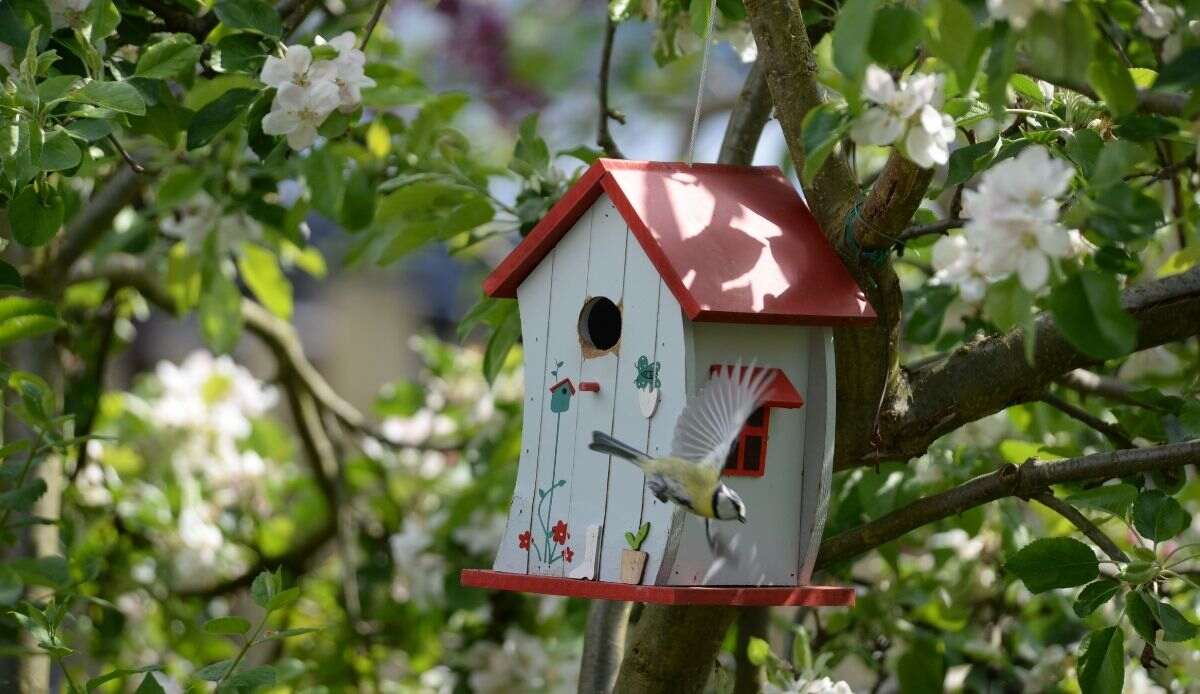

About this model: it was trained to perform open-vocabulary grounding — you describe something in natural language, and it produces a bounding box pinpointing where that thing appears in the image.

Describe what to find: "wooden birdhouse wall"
[662,323,835,586]
[492,193,686,584]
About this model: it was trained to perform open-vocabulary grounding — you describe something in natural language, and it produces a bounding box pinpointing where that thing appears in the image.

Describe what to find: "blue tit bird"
[589,362,773,554]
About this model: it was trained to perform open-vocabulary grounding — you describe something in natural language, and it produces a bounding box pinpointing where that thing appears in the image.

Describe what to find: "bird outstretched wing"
[669,362,774,470]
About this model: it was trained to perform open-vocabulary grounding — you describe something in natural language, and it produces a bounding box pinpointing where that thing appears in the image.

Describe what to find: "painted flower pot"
[637,388,660,418]
[620,549,648,584]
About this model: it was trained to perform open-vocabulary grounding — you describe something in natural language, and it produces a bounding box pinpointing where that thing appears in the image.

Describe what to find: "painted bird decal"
[589,362,773,554]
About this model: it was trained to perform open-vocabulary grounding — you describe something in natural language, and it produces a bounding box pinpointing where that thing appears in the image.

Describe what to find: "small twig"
[1033,491,1129,563]
[1056,369,1147,408]
[897,218,966,245]
[359,0,389,50]
[1040,391,1136,449]
[107,135,145,174]
[596,16,624,159]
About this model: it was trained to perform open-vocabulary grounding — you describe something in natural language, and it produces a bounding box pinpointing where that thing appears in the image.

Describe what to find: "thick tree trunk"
[612,605,736,693]
[733,607,770,694]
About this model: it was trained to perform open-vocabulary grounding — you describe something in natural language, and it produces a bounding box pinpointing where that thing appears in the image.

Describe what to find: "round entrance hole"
[578,297,622,353]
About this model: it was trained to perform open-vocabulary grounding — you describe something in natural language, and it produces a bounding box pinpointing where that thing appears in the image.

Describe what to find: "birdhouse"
[461,160,875,606]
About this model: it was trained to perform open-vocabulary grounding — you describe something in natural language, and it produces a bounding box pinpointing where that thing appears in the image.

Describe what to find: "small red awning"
[708,365,804,409]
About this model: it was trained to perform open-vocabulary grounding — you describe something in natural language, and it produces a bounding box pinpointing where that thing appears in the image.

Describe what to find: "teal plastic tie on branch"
[842,197,889,267]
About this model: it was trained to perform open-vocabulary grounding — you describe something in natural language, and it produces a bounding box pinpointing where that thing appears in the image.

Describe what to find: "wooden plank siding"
[663,323,811,586]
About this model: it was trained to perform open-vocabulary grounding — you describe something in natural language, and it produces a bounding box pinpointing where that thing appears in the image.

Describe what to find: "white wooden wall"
[493,194,687,584]
[662,322,814,586]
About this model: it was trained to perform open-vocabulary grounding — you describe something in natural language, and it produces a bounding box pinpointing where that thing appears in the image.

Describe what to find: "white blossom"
[960,146,1082,292]
[0,42,15,76]
[463,629,578,694]
[452,509,506,558]
[315,32,375,112]
[1138,1,1179,39]
[765,676,856,694]
[931,234,988,303]
[261,81,341,150]
[259,45,335,90]
[160,191,220,248]
[48,0,92,30]
[985,0,1065,29]
[851,66,955,169]
[389,516,448,609]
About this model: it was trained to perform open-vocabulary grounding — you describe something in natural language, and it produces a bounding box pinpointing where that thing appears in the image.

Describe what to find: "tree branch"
[1057,369,1146,408]
[31,166,144,291]
[578,601,632,694]
[1016,55,1188,117]
[176,519,336,598]
[816,441,1200,568]
[717,60,771,166]
[1040,392,1136,450]
[135,0,219,40]
[613,605,736,693]
[733,607,769,694]
[898,218,965,245]
[860,267,1200,468]
[1033,491,1129,563]
[596,16,625,159]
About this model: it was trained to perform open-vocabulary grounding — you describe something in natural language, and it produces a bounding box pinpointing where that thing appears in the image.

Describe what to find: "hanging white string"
[686,0,719,166]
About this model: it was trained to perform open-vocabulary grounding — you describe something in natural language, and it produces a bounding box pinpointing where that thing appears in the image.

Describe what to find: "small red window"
[722,407,770,477]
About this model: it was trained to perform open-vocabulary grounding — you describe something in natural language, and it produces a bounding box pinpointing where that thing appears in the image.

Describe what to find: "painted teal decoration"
[634,355,661,391]
[549,379,574,413]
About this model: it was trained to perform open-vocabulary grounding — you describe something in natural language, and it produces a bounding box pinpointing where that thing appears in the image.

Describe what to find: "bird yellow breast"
[641,457,721,518]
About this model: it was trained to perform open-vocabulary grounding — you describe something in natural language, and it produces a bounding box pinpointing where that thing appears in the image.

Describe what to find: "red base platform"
[461,569,856,606]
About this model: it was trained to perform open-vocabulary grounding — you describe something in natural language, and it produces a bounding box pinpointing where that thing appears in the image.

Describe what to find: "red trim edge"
[578,381,600,392]
[460,569,856,607]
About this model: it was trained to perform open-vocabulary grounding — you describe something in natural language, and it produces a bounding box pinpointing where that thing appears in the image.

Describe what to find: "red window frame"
[722,406,770,478]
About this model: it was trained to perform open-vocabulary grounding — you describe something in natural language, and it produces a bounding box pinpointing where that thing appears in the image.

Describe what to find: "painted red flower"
[563,547,574,563]
[518,530,532,550]
[552,520,569,545]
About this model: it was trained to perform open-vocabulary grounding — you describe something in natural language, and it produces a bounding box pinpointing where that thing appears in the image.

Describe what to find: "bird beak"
[738,515,746,524]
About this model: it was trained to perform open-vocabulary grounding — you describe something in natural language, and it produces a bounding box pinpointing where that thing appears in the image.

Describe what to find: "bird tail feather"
[590,431,647,465]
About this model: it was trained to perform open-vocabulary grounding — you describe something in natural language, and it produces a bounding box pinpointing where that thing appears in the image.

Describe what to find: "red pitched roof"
[483,160,875,325]
[548,378,575,395]
[708,365,804,409]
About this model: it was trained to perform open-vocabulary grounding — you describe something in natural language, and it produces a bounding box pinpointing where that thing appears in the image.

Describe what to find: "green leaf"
[510,113,550,178]
[9,556,69,587]
[945,137,999,187]
[199,239,243,354]
[985,24,1016,115]
[983,275,1033,332]
[374,184,494,263]
[483,300,520,385]
[304,147,344,219]
[1120,560,1159,585]
[0,478,46,513]
[746,637,771,667]
[925,0,982,87]
[85,665,162,692]
[134,672,168,694]
[214,33,269,74]
[867,5,921,68]
[73,80,146,115]
[1132,489,1189,542]
[1065,483,1137,518]
[186,88,258,150]
[0,261,23,290]
[1094,246,1142,276]
[1074,579,1122,618]
[266,586,299,611]
[1127,590,1159,641]
[214,0,283,37]
[193,659,234,682]
[1024,3,1093,83]
[341,166,376,231]
[1113,114,1178,142]
[1150,599,1199,642]
[689,0,712,37]
[897,641,945,693]
[1005,537,1098,593]
[905,285,955,344]
[9,185,64,247]
[1087,40,1137,118]
[799,102,850,185]
[39,130,81,172]
[1077,627,1124,694]
[1065,129,1103,178]
[0,297,61,348]
[136,34,203,80]
[64,118,112,142]
[250,570,281,608]
[224,665,276,689]
[1155,48,1200,90]
[237,244,293,319]
[203,615,252,635]
[260,627,320,641]
[1048,270,1137,361]
[1087,182,1162,242]
[1090,140,1145,188]
[832,0,881,84]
